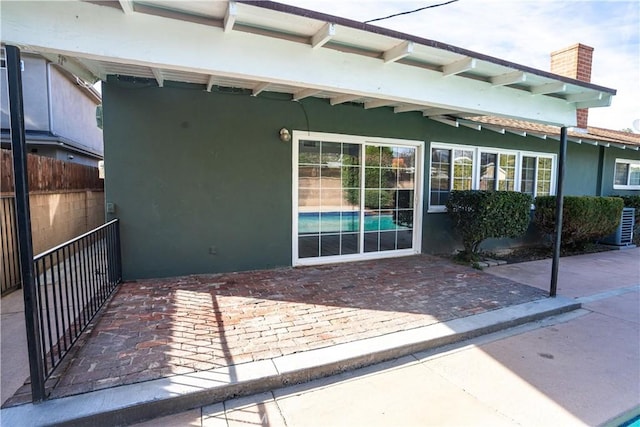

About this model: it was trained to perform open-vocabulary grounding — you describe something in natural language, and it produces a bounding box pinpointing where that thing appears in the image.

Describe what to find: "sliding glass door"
[294,132,422,265]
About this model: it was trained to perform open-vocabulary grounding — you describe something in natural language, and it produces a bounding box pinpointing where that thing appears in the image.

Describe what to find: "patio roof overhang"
[0,0,617,127]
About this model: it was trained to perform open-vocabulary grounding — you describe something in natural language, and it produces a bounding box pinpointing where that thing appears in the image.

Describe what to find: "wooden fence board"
[0,149,103,193]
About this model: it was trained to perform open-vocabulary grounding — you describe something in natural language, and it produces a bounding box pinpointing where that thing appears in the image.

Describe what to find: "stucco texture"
[103,79,630,279]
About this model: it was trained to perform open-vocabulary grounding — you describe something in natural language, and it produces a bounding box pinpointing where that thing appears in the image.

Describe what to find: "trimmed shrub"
[446,190,533,260]
[616,195,640,245]
[534,196,624,249]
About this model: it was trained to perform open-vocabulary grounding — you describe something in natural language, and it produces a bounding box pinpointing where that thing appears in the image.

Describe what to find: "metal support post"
[6,45,46,401]
[550,126,568,297]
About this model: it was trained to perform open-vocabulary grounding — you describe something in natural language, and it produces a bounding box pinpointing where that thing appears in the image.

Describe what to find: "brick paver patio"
[7,254,547,404]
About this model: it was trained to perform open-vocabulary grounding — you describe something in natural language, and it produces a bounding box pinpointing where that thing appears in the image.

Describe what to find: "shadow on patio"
[5,254,547,405]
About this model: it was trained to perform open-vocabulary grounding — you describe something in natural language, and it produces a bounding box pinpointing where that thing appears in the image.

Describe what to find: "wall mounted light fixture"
[279,128,291,142]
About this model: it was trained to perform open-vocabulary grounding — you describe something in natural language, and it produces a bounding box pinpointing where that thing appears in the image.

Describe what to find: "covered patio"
[4,254,550,406]
[1,0,616,410]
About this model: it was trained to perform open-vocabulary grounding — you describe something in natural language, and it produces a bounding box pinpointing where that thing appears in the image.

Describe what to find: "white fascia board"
[0,1,580,126]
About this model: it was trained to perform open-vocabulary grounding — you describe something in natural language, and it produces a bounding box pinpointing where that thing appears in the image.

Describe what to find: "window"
[429,143,556,211]
[294,131,424,265]
[614,159,640,189]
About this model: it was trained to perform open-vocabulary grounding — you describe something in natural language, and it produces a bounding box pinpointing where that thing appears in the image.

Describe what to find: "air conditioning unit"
[602,207,635,246]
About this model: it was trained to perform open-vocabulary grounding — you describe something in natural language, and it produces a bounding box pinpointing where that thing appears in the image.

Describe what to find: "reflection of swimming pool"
[298,211,409,234]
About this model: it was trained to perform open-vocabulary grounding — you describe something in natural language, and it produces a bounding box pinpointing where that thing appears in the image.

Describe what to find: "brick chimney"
[550,43,594,129]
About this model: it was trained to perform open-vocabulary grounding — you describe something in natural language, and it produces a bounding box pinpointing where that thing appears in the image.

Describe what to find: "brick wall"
[550,43,594,129]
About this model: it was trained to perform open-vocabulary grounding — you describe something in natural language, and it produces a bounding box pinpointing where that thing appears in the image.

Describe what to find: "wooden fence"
[1,149,104,295]
[1,149,104,193]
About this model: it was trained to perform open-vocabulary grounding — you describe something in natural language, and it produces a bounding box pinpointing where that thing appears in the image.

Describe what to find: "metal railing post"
[6,45,46,401]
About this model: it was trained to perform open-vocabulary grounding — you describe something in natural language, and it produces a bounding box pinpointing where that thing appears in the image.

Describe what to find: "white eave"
[0,0,616,127]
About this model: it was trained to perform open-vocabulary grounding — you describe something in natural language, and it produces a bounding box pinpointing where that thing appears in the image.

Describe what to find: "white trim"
[427,141,557,212]
[292,130,424,267]
[296,249,418,266]
[613,158,640,190]
[0,0,583,125]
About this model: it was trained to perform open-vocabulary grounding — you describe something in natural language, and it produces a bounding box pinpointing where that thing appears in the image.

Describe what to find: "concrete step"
[0,296,580,427]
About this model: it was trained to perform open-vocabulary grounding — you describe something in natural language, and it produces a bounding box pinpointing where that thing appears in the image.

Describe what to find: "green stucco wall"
[103,78,631,279]
[601,147,640,197]
[104,79,437,279]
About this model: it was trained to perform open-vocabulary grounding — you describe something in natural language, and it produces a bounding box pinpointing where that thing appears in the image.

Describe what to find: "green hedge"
[446,190,532,259]
[534,196,624,248]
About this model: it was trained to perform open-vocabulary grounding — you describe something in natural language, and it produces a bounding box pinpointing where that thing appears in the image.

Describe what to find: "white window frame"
[613,158,640,190]
[292,131,424,266]
[428,142,557,212]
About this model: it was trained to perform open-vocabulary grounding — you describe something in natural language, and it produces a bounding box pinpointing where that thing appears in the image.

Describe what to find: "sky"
[278,0,639,131]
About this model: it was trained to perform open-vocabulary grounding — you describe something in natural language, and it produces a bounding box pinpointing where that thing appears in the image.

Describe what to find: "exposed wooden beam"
[329,94,360,105]
[506,129,527,137]
[1,0,581,126]
[311,23,335,49]
[442,57,476,77]
[481,125,506,134]
[458,120,481,131]
[490,71,526,87]
[76,58,107,82]
[252,82,270,96]
[364,99,395,109]
[151,68,164,87]
[206,75,216,92]
[565,91,603,103]
[575,93,611,109]
[530,82,566,95]
[527,132,548,140]
[394,104,426,114]
[224,1,237,33]
[429,116,459,128]
[292,88,321,101]
[383,40,413,64]
[118,0,134,14]
[422,107,458,117]
[40,53,99,84]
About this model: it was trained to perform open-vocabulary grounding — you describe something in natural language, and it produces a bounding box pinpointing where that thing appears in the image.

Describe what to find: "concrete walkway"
[131,248,639,427]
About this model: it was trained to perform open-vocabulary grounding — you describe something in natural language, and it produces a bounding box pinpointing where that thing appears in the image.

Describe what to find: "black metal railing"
[1,195,21,296]
[32,219,121,389]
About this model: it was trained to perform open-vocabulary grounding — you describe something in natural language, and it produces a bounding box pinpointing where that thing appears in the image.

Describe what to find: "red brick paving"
[7,255,547,402]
